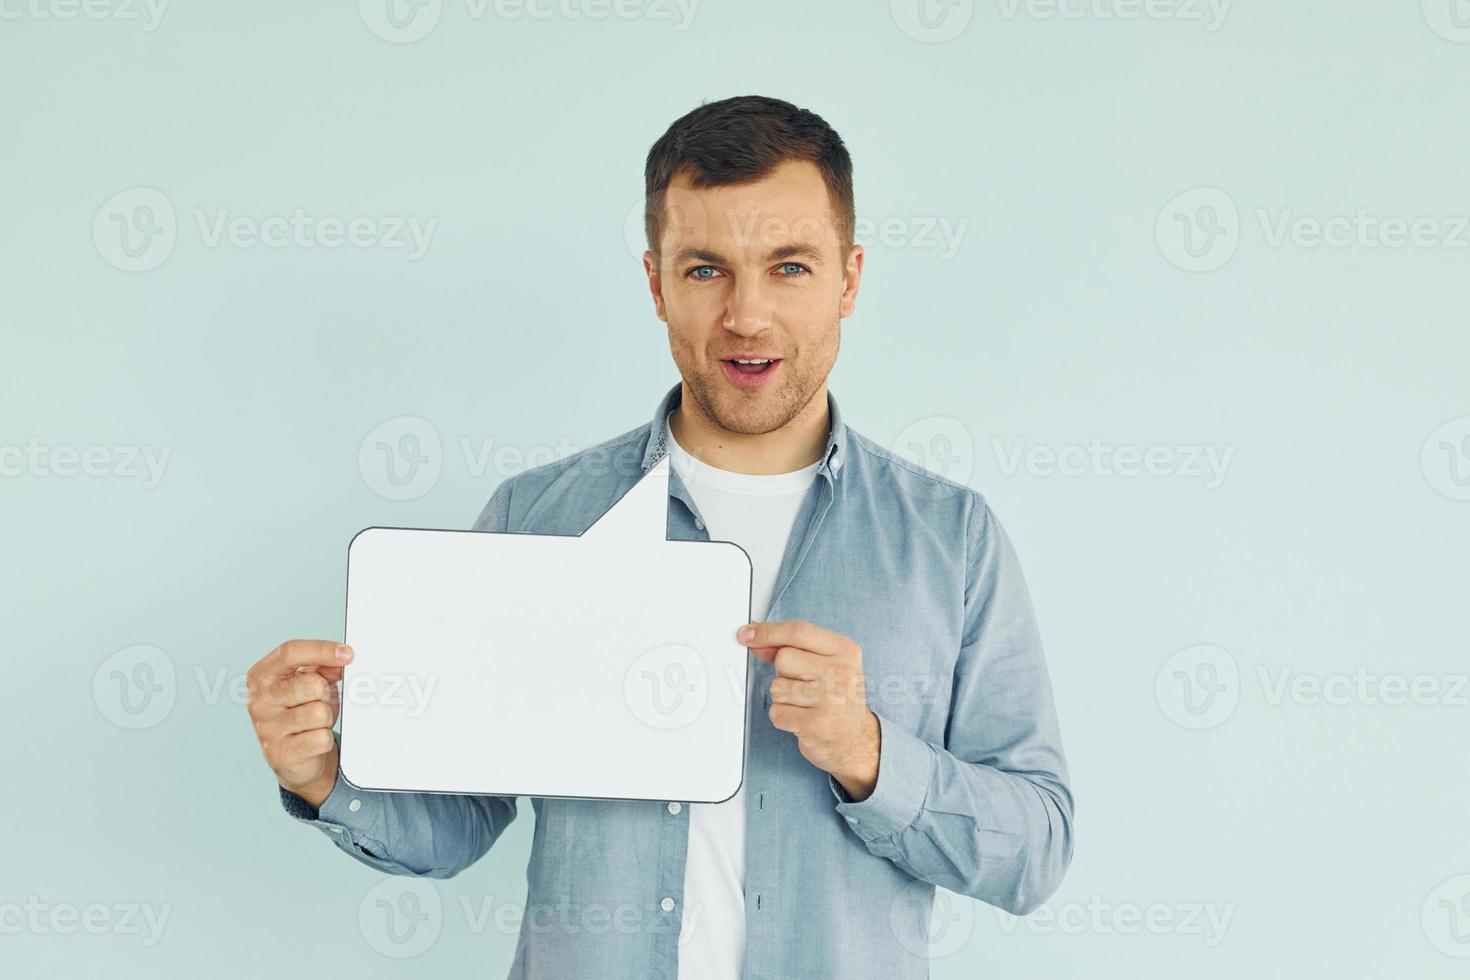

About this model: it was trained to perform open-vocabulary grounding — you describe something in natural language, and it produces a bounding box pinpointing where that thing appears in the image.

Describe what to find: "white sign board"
[339,456,752,803]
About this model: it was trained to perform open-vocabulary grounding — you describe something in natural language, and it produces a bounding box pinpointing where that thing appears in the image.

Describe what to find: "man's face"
[644,159,863,437]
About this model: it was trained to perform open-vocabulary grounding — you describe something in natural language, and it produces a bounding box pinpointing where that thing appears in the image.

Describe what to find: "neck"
[669,382,831,475]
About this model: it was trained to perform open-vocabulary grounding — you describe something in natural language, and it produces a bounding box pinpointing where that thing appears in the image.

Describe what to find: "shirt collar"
[641,381,848,481]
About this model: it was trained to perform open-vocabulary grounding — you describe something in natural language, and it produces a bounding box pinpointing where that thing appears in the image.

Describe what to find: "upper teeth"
[733,358,771,364]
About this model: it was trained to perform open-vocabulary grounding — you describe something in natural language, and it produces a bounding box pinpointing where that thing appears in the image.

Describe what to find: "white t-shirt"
[665,415,820,980]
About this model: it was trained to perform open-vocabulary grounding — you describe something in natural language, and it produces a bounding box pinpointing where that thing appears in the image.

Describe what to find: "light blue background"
[3,1,1468,976]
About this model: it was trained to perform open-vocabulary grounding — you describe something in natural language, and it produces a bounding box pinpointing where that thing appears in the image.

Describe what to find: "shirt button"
[660,897,675,913]
[694,519,704,530]
[348,799,362,813]
[667,802,682,815]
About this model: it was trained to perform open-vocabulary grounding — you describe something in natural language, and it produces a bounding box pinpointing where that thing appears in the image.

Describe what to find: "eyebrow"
[671,243,825,267]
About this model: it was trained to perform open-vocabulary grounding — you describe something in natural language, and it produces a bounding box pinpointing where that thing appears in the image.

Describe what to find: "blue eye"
[688,266,719,280]
[778,263,808,276]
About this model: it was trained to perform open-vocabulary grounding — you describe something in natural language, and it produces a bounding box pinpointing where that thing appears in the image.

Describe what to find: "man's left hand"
[738,619,880,801]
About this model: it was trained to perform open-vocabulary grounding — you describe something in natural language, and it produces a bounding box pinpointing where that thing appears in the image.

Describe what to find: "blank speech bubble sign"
[339,456,753,803]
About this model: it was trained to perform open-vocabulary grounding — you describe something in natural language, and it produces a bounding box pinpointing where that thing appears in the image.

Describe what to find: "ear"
[644,250,668,323]
[839,243,864,318]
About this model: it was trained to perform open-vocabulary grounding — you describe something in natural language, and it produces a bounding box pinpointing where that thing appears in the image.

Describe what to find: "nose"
[722,275,774,336]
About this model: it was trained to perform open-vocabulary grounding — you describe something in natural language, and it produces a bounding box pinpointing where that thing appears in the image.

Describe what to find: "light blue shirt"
[281,382,1074,979]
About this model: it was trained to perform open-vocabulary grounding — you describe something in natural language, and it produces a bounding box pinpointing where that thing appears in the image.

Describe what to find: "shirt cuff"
[275,729,381,838]
[279,784,322,821]
[829,711,934,841]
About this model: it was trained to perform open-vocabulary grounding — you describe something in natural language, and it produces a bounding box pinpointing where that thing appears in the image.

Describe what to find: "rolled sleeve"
[829,711,935,841]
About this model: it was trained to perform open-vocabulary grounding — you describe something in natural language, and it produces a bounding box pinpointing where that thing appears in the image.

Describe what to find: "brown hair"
[643,95,855,263]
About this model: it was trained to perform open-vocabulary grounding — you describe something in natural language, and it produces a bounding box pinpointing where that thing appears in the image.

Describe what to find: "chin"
[709,392,793,436]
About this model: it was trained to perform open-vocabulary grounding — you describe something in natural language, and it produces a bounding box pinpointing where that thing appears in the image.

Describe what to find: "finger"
[739,620,851,658]
[261,700,339,740]
[260,670,338,711]
[773,646,827,681]
[768,702,811,734]
[272,728,337,767]
[255,640,353,682]
[769,676,822,707]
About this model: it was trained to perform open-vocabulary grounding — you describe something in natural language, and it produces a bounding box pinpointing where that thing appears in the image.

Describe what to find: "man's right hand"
[247,639,353,810]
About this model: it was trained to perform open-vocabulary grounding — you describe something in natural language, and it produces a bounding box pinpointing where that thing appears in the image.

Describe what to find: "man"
[248,94,1073,979]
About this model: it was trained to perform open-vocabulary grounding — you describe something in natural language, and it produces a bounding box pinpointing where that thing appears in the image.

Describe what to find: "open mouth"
[719,357,782,390]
